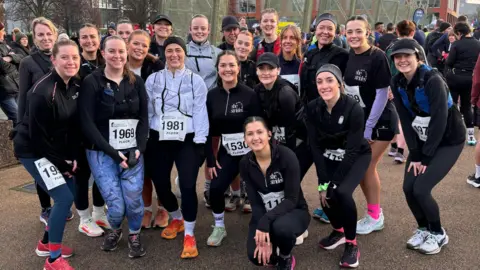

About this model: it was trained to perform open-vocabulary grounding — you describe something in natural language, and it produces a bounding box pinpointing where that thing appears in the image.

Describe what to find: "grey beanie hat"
[316,64,343,84]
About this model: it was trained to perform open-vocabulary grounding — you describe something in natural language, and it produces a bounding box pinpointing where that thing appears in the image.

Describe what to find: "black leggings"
[147,132,202,222]
[322,153,371,240]
[37,183,51,209]
[74,150,104,210]
[247,209,310,265]
[403,144,463,232]
[209,147,243,214]
[447,72,473,128]
[293,142,314,182]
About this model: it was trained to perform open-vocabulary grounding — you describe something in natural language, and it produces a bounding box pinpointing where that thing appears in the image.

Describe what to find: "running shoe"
[181,235,199,259]
[153,208,169,228]
[319,230,346,250]
[78,218,104,237]
[418,229,449,255]
[312,208,330,223]
[141,210,153,229]
[277,255,295,270]
[467,173,480,188]
[43,257,74,270]
[174,176,182,199]
[406,228,429,250]
[394,152,406,164]
[243,196,252,213]
[388,147,397,157]
[101,229,123,251]
[161,219,184,240]
[128,233,146,258]
[35,241,74,258]
[356,211,384,235]
[93,211,111,229]
[207,226,227,247]
[340,243,359,268]
[204,190,211,208]
[40,207,51,226]
[295,230,308,246]
[225,195,242,212]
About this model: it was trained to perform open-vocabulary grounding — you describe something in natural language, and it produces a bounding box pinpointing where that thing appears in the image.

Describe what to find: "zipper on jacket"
[251,158,269,188]
[224,92,230,116]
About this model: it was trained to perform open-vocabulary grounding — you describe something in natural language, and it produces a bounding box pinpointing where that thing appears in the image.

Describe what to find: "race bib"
[34,158,66,190]
[273,126,286,144]
[281,74,301,96]
[259,191,285,211]
[159,111,187,141]
[344,85,366,108]
[412,116,430,142]
[323,149,345,162]
[109,119,138,150]
[222,133,250,156]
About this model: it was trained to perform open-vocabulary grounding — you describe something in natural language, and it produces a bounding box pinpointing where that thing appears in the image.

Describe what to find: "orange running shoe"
[161,219,184,239]
[181,235,198,259]
[141,210,152,229]
[153,208,169,228]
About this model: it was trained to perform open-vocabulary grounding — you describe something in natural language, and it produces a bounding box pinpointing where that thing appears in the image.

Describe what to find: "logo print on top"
[231,102,244,113]
[354,69,367,83]
[269,172,284,185]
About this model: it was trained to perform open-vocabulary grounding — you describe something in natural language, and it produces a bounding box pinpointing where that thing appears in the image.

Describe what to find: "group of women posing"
[13,12,464,270]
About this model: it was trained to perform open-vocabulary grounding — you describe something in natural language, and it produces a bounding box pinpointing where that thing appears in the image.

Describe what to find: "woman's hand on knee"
[408,162,427,176]
[319,191,329,208]
[254,245,272,266]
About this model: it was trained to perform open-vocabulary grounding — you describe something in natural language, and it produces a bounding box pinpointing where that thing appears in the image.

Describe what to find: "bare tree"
[122,0,157,29]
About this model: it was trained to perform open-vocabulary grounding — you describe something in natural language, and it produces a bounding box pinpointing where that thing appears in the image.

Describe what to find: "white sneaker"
[418,229,449,255]
[356,210,384,235]
[93,211,111,230]
[174,176,182,198]
[79,218,104,237]
[295,230,308,246]
[406,229,429,250]
[467,128,476,146]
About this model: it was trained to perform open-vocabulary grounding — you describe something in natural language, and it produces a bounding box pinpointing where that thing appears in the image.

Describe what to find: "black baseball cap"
[222,16,240,31]
[390,38,422,58]
[152,14,172,25]
[256,52,279,68]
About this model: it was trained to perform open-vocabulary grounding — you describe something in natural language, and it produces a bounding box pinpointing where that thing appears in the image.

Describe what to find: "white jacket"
[185,40,222,90]
[145,67,209,144]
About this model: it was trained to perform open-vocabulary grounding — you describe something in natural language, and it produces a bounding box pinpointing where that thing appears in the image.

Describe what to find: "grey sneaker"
[128,233,146,258]
[207,226,227,247]
[406,228,429,250]
[394,152,406,164]
[418,229,449,255]
[102,229,123,251]
[225,195,242,212]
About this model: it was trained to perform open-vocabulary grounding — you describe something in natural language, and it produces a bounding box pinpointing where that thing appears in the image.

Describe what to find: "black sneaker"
[319,230,346,250]
[101,229,122,251]
[204,190,211,208]
[277,255,295,270]
[467,173,480,188]
[340,243,359,268]
[128,233,146,258]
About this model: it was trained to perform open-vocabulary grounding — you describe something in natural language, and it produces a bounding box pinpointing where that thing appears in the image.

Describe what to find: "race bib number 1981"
[159,111,187,141]
[34,158,66,190]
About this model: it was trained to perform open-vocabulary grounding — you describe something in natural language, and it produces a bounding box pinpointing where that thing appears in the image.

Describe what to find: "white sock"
[204,179,211,191]
[170,209,183,220]
[475,164,480,178]
[77,209,91,222]
[92,206,105,215]
[144,205,153,212]
[184,221,196,236]
[231,189,241,197]
[468,128,475,136]
[213,212,225,228]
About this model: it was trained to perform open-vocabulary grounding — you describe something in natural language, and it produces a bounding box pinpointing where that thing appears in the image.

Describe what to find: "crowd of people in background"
[1,9,480,270]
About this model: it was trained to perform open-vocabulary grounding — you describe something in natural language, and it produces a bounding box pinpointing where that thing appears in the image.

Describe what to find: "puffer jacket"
[0,41,22,99]
[185,40,222,90]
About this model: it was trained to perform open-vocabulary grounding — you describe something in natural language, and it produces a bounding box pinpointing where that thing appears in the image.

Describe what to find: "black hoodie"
[240,143,308,232]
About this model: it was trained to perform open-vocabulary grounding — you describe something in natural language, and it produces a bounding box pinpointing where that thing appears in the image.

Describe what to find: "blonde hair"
[261,8,279,22]
[32,17,58,37]
[280,25,303,59]
[448,30,458,40]
[128,30,158,63]
[103,35,136,84]
[52,39,79,57]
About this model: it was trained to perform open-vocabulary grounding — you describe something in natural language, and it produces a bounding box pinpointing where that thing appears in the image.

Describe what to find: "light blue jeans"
[86,150,144,233]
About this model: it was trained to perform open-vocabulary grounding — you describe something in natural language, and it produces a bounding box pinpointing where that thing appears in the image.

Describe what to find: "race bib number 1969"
[109,119,138,150]
[34,158,66,190]
[259,191,285,211]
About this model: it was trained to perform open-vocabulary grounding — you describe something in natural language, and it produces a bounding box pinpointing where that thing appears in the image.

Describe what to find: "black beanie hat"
[439,22,451,32]
[164,36,187,54]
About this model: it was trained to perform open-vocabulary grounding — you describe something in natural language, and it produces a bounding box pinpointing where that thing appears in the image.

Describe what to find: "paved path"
[1,146,479,270]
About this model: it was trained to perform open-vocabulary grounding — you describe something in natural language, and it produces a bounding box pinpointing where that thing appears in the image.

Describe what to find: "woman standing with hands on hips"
[79,36,149,258]
[307,64,371,268]
[14,39,81,270]
[343,15,398,234]
[144,36,208,259]
[205,50,261,247]
[241,117,310,270]
[390,38,465,255]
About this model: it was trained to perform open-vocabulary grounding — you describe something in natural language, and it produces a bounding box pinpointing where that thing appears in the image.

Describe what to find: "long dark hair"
[243,116,270,133]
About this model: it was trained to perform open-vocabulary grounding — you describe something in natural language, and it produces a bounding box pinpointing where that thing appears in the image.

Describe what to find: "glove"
[127,149,139,168]
[195,143,206,160]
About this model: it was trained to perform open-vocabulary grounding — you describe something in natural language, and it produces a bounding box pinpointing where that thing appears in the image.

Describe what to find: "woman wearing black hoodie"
[240,116,309,270]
